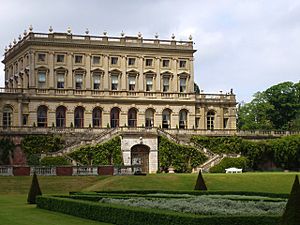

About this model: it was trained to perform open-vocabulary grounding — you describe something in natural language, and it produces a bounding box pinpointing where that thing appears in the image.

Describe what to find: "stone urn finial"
[29,25,33,32]
[49,26,53,33]
[155,33,159,39]
[67,27,72,34]
[103,30,107,36]
[121,30,125,37]
[85,28,89,35]
[23,29,27,36]
[171,33,175,40]
[189,34,193,41]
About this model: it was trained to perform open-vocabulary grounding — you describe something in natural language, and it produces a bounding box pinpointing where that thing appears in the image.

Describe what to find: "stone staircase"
[157,128,223,172]
[49,127,234,172]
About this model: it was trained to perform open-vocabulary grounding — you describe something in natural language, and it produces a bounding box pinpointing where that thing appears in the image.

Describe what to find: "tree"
[238,81,300,130]
[194,171,207,191]
[280,175,300,225]
[27,172,42,204]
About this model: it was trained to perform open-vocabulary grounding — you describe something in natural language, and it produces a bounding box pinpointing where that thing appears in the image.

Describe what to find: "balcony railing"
[5,32,194,58]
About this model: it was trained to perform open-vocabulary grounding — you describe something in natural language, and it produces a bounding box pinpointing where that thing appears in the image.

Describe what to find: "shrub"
[209,157,249,173]
[280,175,300,225]
[40,156,70,166]
[27,172,42,204]
[37,196,280,225]
[194,171,207,191]
[0,138,14,165]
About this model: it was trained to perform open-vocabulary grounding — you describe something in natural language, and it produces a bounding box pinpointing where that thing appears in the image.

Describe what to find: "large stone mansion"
[0,27,237,173]
[0,26,237,131]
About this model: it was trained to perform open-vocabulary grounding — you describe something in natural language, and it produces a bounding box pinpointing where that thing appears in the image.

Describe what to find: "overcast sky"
[1,0,299,102]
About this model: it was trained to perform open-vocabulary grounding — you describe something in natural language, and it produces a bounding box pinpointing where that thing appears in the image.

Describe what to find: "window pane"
[38,72,46,82]
[57,55,65,63]
[93,56,100,64]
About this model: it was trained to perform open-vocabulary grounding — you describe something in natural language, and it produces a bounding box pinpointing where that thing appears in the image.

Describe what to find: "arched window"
[3,106,13,128]
[207,111,215,130]
[179,110,188,129]
[110,107,120,128]
[145,108,155,128]
[128,108,137,127]
[74,106,84,128]
[162,109,171,129]
[37,105,48,127]
[56,106,66,128]
[92,107,102,128]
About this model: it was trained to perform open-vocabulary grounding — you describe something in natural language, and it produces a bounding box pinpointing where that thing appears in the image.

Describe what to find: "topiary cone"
[27,172,42,204]
[194,170,207,191]
[279,175,300,225]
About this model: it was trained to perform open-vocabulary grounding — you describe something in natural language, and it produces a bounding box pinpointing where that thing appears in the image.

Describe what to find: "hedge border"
[37,196,280,225]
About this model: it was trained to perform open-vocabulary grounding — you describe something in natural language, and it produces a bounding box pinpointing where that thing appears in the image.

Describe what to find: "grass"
[0,172,298,225]
[0,195,112,225]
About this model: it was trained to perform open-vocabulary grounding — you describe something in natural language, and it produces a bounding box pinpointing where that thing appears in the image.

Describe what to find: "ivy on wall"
[68,137,122,166]
[209,157,250,173]
[40,156,71,166]
[158,136,207,173]
[0,138,14,165]
[192,135,300,170]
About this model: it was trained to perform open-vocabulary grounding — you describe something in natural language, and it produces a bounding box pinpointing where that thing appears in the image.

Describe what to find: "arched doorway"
[92,107,102,128]
[74,106,85,128]
[207,111,215,130]
[179,109,188,129]
[131,144,150,173]
[37,105,48,127]
[110,107,120,128]
[145,108,155,128]
[162,109,171,129]
[128,108,137,127]
[56,106,66,128]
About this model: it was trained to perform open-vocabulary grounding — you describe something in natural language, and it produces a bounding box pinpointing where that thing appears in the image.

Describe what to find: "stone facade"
[0,27,237,173]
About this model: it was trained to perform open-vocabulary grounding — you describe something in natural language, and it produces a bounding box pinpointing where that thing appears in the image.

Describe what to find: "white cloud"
[0,0,299,102]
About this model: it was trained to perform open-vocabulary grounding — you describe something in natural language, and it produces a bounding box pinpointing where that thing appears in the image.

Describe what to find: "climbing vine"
[68,137,122,166]
[158,136,207,173]
[0,138,14,165]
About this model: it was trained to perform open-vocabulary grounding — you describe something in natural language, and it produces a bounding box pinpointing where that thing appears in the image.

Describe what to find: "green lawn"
[0,172,298,225]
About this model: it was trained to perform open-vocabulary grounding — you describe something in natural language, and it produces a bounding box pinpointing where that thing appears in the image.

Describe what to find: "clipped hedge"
[40,156,71,166]
[209,157,249,173]
[37,196,280,225]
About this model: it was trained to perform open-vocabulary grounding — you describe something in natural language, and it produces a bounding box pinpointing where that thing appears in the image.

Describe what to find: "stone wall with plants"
[192,135,300,171]
[159,136,207,173]
[68,137,122,166]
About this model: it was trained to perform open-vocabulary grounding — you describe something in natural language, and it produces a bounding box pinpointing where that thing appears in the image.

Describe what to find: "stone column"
[67,53,73,88]
[138,57,144,91]
[189,58,195,92]
[172,58,178,92]
[155,57,161,91]
[85,54,91,89]
[103,55,109,90]
[48,51,54,88]
[18,100,22,126]
[200,108,206,129]
[29,51,35,88]
[121,56,127,90]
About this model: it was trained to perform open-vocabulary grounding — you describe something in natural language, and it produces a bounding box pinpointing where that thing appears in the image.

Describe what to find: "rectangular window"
[93,73,101,90]
[146,77,153,91]
[75,55,83,64]
[111,57,118,65]
[92,56,101,65]
[57,73,65,88]
[56,54,65,63]
[179,60,187,68]
[162,59,170,67]
[111,75,118,90]
[23,114,28,126]
[75,74,83,89]
[163,77,169,92]
[145,58,153,67]
[180,78,186,92]
[128,76,136,91]
[128,58,136,66]
[38,53,46,62]
[38,71,46,88]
